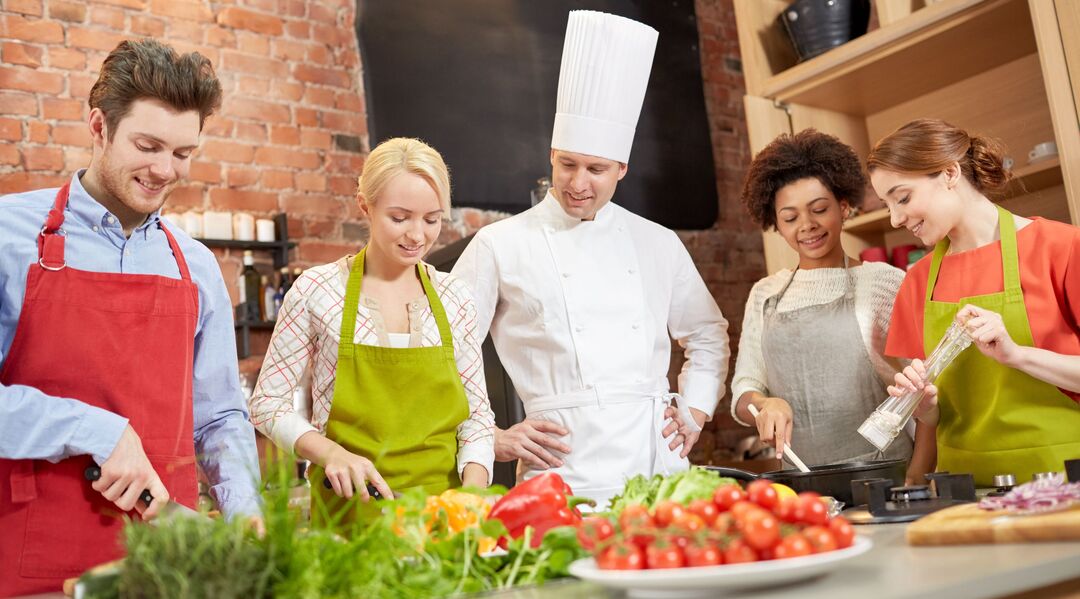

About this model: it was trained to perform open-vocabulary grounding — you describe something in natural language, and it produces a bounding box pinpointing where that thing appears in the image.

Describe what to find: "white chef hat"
[551,10,658,164]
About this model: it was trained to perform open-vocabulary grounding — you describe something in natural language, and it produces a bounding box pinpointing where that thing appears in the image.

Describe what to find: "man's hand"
[94,424,169,519]
[494,420,571,470]
[662,406,709,458]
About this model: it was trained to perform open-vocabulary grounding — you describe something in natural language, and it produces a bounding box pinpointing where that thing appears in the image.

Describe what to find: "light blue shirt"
[0,171,261,518]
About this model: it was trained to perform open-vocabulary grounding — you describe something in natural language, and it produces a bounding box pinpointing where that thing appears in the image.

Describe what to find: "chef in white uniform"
[452,10,730,507]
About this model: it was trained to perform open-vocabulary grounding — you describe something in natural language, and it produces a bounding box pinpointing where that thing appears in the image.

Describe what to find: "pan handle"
[322,476,383,500]
[701,466,758,482]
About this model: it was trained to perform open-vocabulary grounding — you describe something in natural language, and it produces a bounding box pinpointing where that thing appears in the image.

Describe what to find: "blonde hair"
[357,137,451,212]
[867,118,1011,196]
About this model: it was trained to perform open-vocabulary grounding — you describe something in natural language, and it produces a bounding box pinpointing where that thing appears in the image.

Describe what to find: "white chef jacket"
[452,193,730,507]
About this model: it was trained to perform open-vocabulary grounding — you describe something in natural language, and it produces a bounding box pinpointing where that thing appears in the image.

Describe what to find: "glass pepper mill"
[859,318,974,452]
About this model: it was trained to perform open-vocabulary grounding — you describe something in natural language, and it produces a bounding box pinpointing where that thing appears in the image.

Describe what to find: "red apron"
[0,183,199,597]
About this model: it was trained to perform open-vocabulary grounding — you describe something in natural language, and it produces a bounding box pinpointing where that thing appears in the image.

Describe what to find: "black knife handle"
[84,465,155,506]
[321,476,382,499]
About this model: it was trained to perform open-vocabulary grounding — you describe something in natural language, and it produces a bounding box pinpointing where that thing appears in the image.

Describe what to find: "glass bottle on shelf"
[858,319,974,452]
[239,250,261,323]
[261,275,276,322]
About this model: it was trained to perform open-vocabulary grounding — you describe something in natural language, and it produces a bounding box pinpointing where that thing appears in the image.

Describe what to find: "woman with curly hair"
[731,129,914,469]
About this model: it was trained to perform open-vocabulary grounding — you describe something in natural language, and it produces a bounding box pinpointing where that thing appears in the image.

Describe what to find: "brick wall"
[0,0,762,457]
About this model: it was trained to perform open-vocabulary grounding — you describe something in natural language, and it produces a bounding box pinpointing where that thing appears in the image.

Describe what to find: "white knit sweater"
[730,261,907,426]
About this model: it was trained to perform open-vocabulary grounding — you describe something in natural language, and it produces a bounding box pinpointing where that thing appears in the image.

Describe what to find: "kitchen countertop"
[483,523,1080,599]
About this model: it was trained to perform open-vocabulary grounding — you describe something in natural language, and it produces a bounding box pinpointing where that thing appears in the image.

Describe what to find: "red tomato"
[687,498,720,525]
[619,504,654,530]
[653,500,688,528]
[773,533,813,559]
[740,510,781,550]
[672,512,706,533]
[713,484,747,512]
[684,541,723,567]
[712,512,736,535]
[775,497,799,523]
[625,525,658,550]
[758,545,775,561]
[746,479,780,511]
[829,516,855,549]
[729,500,762,520]
[794,493,829,526]
[723,537,758,564]
[645,540,686,569]
[802,525,838,553]
[596,542,645,570]
[577,516,615,552]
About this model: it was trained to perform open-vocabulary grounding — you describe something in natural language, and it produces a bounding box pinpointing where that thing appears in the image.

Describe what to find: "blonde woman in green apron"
[249,138,496,521]
[869,119,1080,486]
[731,129,914,471]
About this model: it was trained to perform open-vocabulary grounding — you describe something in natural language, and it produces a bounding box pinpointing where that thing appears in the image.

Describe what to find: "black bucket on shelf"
[779,0,872,62]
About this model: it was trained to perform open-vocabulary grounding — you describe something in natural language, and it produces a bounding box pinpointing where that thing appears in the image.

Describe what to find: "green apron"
[924,206,1080,485]
[310,247,468,525]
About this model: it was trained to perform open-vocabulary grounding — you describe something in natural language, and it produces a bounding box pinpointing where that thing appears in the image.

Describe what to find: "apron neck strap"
[37,182,71,270]
[158,219,193,282]
[925,205,1021,303]
[340,247,454,351]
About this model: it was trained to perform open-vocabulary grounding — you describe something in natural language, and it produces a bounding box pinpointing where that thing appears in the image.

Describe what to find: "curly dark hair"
[741,129,867,231]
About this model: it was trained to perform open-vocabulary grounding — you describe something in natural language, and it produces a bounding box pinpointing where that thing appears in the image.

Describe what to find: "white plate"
[568,535,872,598]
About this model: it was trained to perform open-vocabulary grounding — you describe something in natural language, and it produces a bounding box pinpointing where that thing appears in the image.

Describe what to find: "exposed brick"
[234,122,267,143]
[311,24,347,47]
[236,31,269,56]
[199,139,255,163]
[22,145,64,170]
[1,41,42,67]
[325,152,364,174]
[41,98,83,121]
[27,120,47,143]
[302,217,338,238]
[209,188,278,212]
[270,80,303,102]
[272,39,306,62]
[68,72,96,99]
[300,128,331,150]
[329,175,355,196]
[89,6,125,29]
[0,65,62,94]
[216,7,283,35]
[130,14,165,36]
[3,0,42,16]
[269,125,299,145]
[3,14,63,43]
[322,111,365,136]
[47,0,85,22]
[242,0,275,11]
[51,123,90,147]
[205,26,236,48]
[341,221,369,242]
[167,41,219,64]
[63,146,91,171]
[292,64,351,88]
[48,46,86,70]
[294,172,326,192]
[169,19,205,44]
[282,193,344,218]
[298,240,354,264]
[0,172,65,194]
[302,86,335,108]
[189,160,221,184]
[335,92,363,113]
[68,27,128,52]
[284,20,309,39]
[223,97,290,123]
[283,0,305,18]
[225,166,258,187]
[0,90,36,115]
[0,117,22,141]
[260,170,292,189]
[164,184,203,210]
[294,107,318,127]
[0,143,20,165]
[253,146,320,169]
[148,0,213,22]
[202,116,233,138]
[237,76,268,96]
[94,0,146,8]
[306,44,331,66]
[221,51,288,78]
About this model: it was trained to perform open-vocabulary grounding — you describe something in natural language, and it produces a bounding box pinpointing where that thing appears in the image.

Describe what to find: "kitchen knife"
[322,476,399,499]
[83,465,208,523]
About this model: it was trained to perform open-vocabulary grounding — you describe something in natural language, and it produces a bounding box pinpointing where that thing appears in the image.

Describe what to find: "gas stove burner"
[842,472,976,525]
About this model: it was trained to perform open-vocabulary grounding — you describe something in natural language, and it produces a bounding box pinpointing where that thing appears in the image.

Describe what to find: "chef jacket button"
[575,325,584,333]
[628,268,636,275]
[562,272,570,278]
[632,323,640,330]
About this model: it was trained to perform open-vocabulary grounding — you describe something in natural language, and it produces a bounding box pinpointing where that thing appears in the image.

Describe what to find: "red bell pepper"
[488,472,595,548]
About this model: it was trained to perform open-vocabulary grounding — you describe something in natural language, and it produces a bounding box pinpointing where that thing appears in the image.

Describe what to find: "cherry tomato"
[722,537,758,564]
[645,539,686,569]
[794,493,829,526]
[672,512,707,533]
[829,516,855,549]
[577,516,615,552]
[687,498,720,525]
[596,541,645,570]
[758,545,775,561]
[802,525,838,553]
[619,504,654,531]
[712,512,736,535]
[775,497,799,523]
[740,510,781,550]
[729,500,762,520]
[684,541,723,567]
[653,500,687,528]
[713,484,747,512]
[625,525,658,549]
[773,533,813,559]
[746,479,780,511]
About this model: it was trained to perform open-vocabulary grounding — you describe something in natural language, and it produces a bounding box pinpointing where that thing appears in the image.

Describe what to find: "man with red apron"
[0,40,260,597]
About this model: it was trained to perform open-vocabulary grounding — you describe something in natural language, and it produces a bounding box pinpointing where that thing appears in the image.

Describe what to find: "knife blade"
[83,465,211,524]
[322,476,401,499]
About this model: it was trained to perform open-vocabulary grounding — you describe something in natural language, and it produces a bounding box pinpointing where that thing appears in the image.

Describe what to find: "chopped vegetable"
[979,473,1080,514]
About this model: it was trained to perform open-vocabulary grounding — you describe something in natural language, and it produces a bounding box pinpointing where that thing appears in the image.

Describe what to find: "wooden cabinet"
[734,0,1080,274]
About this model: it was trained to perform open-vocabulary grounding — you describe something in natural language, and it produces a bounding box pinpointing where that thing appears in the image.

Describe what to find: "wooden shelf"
[844,157,1063,236]
[762,0,1037,115]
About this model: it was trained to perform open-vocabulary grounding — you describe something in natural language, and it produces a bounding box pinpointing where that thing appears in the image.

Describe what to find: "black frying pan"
[704,459,906,506]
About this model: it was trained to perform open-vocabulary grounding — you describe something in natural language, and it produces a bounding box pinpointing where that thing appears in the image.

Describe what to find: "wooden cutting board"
[907,503,1080,545]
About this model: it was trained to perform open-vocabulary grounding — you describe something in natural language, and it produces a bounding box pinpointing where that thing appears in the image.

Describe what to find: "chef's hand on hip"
[95,424,170,519]
[957,304,1019,366]
[663,406,708,458]
[494,420,571,470]
[323,444,392,502]
[889,359,939,426]
[754,398,794,460]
